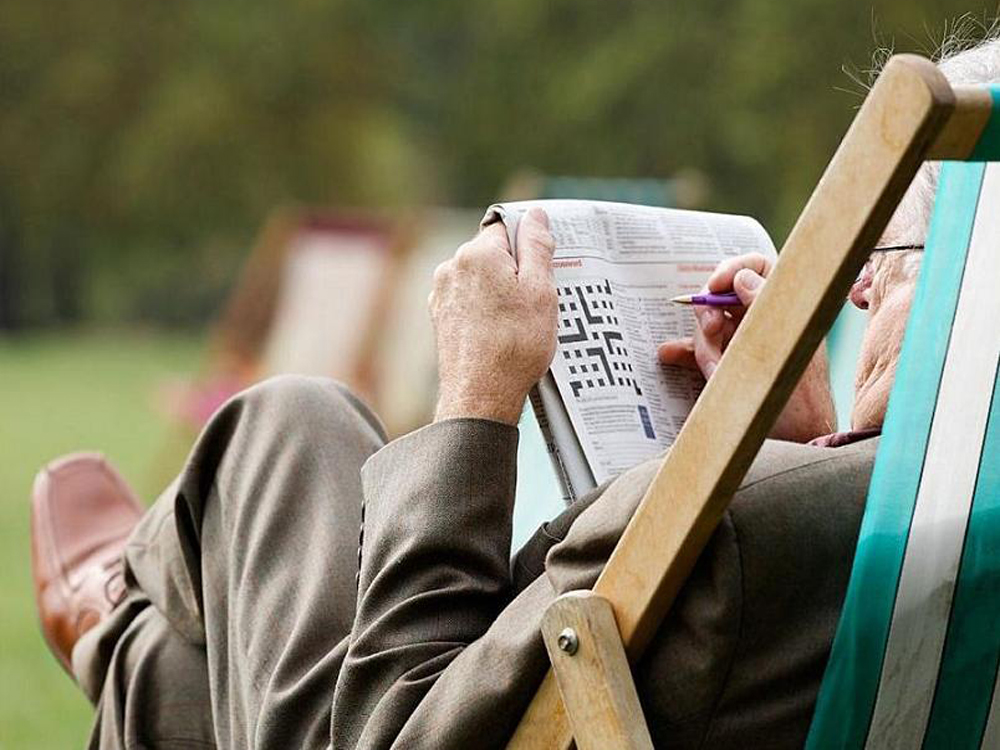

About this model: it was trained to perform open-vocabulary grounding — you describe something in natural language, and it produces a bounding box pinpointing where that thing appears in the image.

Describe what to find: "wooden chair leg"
[541,591,655,750]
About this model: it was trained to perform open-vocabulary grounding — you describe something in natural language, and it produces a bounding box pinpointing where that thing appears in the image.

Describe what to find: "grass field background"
[0,331,202,747]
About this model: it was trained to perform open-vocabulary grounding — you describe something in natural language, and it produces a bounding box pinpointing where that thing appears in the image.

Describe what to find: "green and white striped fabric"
[807,87,1000,749]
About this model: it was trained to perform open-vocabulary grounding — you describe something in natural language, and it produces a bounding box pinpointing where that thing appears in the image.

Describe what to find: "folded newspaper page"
[482,200,777,504]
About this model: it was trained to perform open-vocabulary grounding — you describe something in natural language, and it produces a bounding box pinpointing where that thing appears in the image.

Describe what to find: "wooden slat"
[542,592,655,750]
[927,86,994,160]
[507,53,955,750]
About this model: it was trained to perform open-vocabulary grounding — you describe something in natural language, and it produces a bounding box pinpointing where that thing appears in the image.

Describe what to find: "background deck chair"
[179,206,491,438]
[506,55,1000,749]
[372,208,483,436]
[210,208,406,408]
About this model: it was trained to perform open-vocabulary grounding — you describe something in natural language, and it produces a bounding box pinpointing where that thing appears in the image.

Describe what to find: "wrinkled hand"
[657,253,771,378]
[658,252,836,443]
[431,208,557,425]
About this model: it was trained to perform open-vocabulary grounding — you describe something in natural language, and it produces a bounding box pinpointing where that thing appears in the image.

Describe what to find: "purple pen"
[670,291,743,307]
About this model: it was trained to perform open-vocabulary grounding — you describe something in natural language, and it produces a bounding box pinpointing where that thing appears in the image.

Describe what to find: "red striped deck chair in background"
[165,209,406,431]
[373,208,483,436]
[194,207,485,437]
[506,55,1000,750]
[214,209,406,404]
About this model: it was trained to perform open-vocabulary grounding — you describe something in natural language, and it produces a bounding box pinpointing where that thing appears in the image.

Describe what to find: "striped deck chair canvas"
[808,88,1000,749]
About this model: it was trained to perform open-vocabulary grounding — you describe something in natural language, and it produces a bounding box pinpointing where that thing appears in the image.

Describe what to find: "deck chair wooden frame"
[210,206,415,402]
[507,54,999,750]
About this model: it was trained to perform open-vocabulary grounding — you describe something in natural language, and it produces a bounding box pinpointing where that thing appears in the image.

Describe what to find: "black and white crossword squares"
[557,280,641,399]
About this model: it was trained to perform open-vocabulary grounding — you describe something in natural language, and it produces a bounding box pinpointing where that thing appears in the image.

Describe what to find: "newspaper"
[481,200,777,504]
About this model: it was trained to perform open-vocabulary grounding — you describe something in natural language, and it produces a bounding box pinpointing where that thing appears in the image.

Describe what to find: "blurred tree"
[0,0,990,327]
[0,204,22,331]
[0,0,429,326]
[364,0,984,228]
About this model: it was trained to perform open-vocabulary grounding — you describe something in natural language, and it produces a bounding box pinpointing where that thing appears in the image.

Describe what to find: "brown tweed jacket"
[333,419,876,748]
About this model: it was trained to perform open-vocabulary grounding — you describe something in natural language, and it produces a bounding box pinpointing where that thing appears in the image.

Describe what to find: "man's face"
[849,222,922,430]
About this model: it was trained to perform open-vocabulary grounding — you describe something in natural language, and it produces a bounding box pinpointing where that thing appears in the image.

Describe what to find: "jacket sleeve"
[331,418,520,749]
[332,428,874,749]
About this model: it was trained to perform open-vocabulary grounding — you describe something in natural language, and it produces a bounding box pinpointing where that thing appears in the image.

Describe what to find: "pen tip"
[670,294,693,305]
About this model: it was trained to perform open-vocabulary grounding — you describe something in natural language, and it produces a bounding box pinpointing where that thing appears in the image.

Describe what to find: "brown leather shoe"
[31,452,144,675]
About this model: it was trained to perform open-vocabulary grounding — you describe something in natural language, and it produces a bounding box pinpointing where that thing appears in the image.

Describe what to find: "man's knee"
[187,374,383,556]
[238,375,387,449]
[188,375,387,527]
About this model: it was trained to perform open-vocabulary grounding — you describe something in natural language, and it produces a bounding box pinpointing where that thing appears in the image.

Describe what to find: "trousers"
[73,376,387,749]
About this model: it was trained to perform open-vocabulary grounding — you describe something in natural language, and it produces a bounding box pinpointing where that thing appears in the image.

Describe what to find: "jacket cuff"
[358,418,520,591]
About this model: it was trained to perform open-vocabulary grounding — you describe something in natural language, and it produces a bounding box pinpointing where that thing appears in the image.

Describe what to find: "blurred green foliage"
[0,0,990,329]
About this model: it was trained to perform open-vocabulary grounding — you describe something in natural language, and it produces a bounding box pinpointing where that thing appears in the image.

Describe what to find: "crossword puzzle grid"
[557,280,642,398]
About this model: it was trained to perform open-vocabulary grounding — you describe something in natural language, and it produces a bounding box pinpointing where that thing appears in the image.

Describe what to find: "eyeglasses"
[871,244,924,253]
[856,244,925,289]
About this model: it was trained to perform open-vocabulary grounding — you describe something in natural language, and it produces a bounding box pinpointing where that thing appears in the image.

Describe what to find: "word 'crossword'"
[557,280,641,398]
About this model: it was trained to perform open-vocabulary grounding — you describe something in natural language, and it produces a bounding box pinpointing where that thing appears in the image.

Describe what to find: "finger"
[732,267,765,306]
[482,223,517,270]
[692,312,736,379]
[657,338,699,369]
[693,331,722,379]
[515,208,555,282]
[455,225,516,273]
[707,252,772,293]
[694,305,725,337]
[481,221,511,251]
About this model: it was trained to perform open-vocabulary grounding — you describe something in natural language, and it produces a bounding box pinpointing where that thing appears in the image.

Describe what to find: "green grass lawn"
[0,331,202,748]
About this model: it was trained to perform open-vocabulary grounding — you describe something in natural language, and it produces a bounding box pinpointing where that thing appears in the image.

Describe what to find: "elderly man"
[31,39,997,749]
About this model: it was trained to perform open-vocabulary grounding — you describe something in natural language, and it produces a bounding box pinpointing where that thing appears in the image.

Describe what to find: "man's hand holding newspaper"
[431,208,558,426]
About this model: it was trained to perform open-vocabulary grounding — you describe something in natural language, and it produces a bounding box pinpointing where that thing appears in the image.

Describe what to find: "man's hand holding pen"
[659,252,837,443]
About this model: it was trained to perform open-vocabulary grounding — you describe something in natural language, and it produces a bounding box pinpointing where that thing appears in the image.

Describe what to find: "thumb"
[733,267,764,306]
[657,338,699,370]
[516,208,555,281]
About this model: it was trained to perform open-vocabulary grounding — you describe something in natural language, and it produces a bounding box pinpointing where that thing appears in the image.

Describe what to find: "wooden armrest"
[542,591,654,750]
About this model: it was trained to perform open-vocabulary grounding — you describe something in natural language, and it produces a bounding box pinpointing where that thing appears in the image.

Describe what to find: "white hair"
[888,25,1000,245]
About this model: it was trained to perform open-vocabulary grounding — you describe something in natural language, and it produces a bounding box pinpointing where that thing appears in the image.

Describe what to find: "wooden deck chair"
[506,54,1000,750]
[151,208,410,490]
[175,208,409,426]
[220,209,408,397]
[373,208,483,436]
